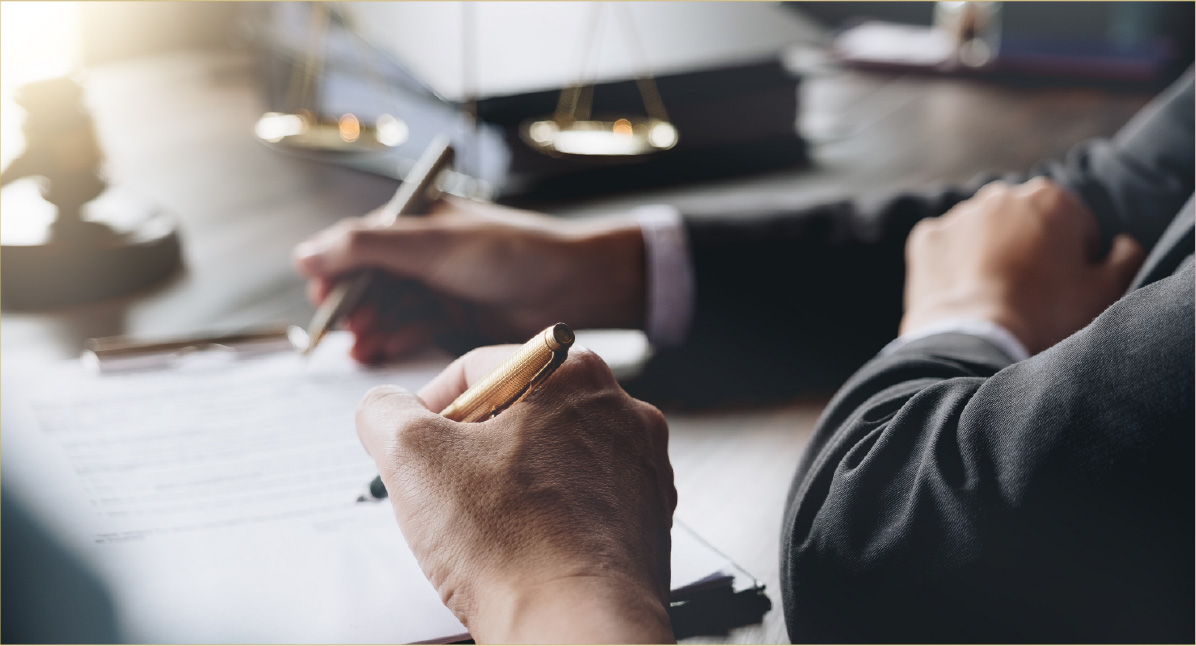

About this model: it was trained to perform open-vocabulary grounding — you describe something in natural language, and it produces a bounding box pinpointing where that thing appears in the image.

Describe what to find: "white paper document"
[2,332,733,643]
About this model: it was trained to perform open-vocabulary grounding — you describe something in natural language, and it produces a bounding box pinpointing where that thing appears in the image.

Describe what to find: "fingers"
[1019,178,1102,253]
[383,322,436,359]
[416,345,521,413]
[972,179,1010,200]
[355,385,440,465]
[941,178,1102,261]
[521,347,619,407]
[417,345,622,422]
[1101,233,1147,288]
[345,278,442,363]
[349,322,434,365]
[524,348,677,513]
[304,268,449,363]
[306,276,336,305]
[293,197,453,280]
[294,217,442,280]
[305,280,432,364]
[293,216,366,277]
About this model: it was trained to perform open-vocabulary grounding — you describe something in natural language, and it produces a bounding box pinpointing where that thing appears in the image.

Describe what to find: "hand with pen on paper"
[292,197,647,363]
[355,344,678,644]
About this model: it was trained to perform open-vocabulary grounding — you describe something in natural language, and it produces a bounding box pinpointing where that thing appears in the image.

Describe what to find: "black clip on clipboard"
[82,324,310,373]
[667,526,773,639]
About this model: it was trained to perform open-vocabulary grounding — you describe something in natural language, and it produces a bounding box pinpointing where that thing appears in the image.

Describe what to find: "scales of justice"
[253,2,679,161]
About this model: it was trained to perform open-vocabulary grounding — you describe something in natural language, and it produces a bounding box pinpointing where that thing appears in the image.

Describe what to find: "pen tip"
[300,328,324,358]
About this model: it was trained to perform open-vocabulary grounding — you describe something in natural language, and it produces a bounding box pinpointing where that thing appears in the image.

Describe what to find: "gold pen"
[358,323,576,501]
[302,136,455,357]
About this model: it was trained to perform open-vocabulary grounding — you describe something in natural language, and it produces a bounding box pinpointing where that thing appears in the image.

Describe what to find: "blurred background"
[4,1,1192,202]
[3,1,1190,312]
[1,3,1192,643]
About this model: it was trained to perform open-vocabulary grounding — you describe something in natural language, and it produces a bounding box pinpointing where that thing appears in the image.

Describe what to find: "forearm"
[556,219,647,332]
[642,70,1193,387]
[629,188,981,403]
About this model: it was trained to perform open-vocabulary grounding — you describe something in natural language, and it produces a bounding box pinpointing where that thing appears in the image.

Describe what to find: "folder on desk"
[3,328,769,642]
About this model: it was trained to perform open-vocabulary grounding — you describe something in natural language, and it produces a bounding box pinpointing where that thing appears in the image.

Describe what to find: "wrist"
[470,574,675,644]
[556,221,646,331]
[902,301,1036,353]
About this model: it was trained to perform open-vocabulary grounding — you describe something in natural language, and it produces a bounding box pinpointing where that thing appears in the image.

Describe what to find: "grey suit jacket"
[626,69,1194,641]
[777,72,1194,642]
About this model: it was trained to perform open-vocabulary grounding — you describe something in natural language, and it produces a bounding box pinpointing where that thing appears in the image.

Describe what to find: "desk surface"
[0,50,1152,643]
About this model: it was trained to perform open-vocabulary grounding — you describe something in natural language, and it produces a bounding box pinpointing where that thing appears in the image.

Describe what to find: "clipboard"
[11,326,772,641]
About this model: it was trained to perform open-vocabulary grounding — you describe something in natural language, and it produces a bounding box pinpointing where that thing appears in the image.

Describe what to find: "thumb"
[355,385,440,464]
[294,222,438,279]
[1100,233,1147,289]
[416,345,520,414]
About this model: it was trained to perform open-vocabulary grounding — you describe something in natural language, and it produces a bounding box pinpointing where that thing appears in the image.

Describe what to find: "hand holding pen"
[358,323,575,501]
[353,336,677,644]
[292,168,649,364]
[300,136,456,357]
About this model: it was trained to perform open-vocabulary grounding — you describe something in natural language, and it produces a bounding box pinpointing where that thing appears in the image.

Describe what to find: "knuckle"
[355,386,417,440]
[638,402,669,435]
[357,386,449,458]
[358,384,408,410]
[1023,176,1053,192]
[331,215,364,232]
[343,226,373,255]
[1028,181,1087,228]
[1022,177,1064,205]
[976,180,1010,197]
[628,399,671,457]
[909,219,933,240]
[907,219,938,250]
[564,347,615,383]
[1030,179,1062,202]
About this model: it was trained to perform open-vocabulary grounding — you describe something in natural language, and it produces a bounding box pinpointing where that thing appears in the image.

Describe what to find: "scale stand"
[0,76,181,311]
[520,4,679,160]
[253,3,408,154]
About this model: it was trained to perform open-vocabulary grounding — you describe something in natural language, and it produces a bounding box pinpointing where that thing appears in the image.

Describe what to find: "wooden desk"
[0,50,1152,643]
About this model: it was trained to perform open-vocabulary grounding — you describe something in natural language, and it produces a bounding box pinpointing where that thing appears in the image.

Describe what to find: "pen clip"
[485,350,568,420]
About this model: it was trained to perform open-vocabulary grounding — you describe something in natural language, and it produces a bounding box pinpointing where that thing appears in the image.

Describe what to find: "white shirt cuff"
[880,317,1031,363]
[633,205,695,349]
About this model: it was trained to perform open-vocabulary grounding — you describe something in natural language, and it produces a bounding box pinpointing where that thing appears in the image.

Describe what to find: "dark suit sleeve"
[627,69,1194,405]
[779,263,1195,643]
[627,187,985,404]
[1044,67,1195,250]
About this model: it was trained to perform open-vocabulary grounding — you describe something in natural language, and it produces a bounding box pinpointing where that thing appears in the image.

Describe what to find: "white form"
[2,332,735,643]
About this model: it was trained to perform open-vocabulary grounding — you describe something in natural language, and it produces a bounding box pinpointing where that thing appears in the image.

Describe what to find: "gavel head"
[7,75,106,226]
